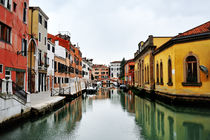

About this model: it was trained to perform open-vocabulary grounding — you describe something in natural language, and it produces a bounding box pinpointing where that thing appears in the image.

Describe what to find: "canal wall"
[0,94,31,125]
[131,86,210,107]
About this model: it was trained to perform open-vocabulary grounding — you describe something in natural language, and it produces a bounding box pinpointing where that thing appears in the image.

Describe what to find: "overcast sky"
[30,0,209,65]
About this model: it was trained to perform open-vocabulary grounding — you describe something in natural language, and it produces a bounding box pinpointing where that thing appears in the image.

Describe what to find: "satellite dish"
[199,65,208,78]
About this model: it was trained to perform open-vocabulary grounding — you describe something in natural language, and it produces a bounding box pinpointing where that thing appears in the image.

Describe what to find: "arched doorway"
[27,39,37,93]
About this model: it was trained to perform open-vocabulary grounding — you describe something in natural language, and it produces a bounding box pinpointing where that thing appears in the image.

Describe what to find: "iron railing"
[51,87,71,96]
[12,82,27,103]
[0,78,2,93]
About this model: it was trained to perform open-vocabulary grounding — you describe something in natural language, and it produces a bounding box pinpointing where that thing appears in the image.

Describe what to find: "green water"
[1,88,210,140]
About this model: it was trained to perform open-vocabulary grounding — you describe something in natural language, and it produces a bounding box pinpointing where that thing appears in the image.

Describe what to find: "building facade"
[0,0,29,92]
[110,61,121,85]
[92,65,109,82]
[47,39,55,91]
[134,21,210,96]
[153,21,210,95]
[134,36,172,91]
[124,59,135,86]
[28,7,49,93]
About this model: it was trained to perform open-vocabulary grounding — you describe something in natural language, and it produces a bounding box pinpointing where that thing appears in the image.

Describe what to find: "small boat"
[86,86,97,94]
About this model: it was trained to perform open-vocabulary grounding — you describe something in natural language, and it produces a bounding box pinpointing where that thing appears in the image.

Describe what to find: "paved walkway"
[30,91,65,110]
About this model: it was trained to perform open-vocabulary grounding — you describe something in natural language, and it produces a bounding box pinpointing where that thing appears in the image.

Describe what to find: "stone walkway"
[30,91,65,110]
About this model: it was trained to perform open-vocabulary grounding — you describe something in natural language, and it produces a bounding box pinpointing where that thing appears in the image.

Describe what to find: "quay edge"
[130,86,210,107]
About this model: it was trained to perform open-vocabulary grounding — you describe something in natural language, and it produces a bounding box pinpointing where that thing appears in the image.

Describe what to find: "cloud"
[30,0,210,64]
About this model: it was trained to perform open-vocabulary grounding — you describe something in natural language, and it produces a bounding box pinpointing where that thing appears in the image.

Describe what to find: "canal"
[1,88,210,140]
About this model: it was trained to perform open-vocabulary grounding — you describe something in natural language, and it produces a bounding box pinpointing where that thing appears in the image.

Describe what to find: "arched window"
[145,66,147,83]
[168,58,173,86]
[160,61,163,85]
[147,65,149,83]
[156,63,159,84]
[186,56,197,83]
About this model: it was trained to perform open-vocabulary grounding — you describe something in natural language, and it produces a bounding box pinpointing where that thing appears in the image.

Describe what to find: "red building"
[124,59,135,86]
[0,0,29,91]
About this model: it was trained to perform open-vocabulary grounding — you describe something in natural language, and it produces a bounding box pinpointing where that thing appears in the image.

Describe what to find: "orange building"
[124,59,135,86]
[48,33,83,89]
[92,65,109,81]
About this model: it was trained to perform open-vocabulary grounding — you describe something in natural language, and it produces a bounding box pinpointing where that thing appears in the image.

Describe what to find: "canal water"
[1,88,210,140]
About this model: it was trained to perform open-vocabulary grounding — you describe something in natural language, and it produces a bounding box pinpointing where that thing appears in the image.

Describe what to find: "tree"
[120,58,126,80]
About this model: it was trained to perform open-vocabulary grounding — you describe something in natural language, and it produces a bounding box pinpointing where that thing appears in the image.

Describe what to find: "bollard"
[2,79,7,94]
[8,79,13,95]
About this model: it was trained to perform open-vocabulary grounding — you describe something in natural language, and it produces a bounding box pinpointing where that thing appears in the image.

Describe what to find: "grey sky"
[30,0,209,65]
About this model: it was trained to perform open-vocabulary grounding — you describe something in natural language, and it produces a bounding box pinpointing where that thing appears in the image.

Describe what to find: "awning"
[5,67,26,72]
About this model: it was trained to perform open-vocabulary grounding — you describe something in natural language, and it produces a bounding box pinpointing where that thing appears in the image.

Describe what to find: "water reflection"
[134,95,210,140]
[1,89,210,140]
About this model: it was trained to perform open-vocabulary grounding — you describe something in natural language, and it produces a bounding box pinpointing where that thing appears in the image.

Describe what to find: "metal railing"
[51,87,71,96]
[0,78,2,93]
[12,81,27,103]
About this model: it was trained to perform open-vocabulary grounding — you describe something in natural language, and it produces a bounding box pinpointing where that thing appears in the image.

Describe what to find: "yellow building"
[154,21,210,96]
[134,21,210,100]
[134,36,172,92]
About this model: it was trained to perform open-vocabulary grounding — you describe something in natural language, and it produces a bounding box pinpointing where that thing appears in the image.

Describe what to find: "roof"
[153,21,210,55]
[177,21,210,37]
[92,64,109,69]
[29,7,49,20]
[125,59,134,65]
[48,33,70,51]
[110,61,121,63]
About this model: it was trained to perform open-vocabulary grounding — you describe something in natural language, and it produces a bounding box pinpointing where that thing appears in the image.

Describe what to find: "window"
[58,77,60,84]
[6,0,11,10]
[0,22,11,43]
[160,62,163,85]
[95,72,99,74]
[101,72,105,74]
[48,44,50,50]
[21,39,27,56]
[156,63,159,84]
[39,33,41,42]
[44,20,47,29]
[52,60,54,68]
[0,64,3,73]
[186,56,198,83]
[23,2,27,23]
[38,50,42,66]
[5,70,11,80]
[39,14,42,24]
[145,66,146,83]
[44,37,46,45]
[54,77,56,84]
[168,58,173,86]
[52,46,55,53]
[147,65,149,83]
[66,52,68,58]
[13,2,17,12]
[0,0,5,5]
[54,61,57,71]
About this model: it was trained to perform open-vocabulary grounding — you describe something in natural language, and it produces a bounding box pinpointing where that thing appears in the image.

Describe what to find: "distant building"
[110,61,121,85]
[92,65,109,81]
[124,59,135,86]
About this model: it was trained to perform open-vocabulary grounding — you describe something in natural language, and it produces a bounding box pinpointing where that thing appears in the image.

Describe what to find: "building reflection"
[119,90,135,113]
[54,97,82,132]
[135,96,210,140]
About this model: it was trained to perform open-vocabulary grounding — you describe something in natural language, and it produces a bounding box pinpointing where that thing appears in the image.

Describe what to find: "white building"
[82,58,93,85]
[110,61,121,85]
[47,39,55,90]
